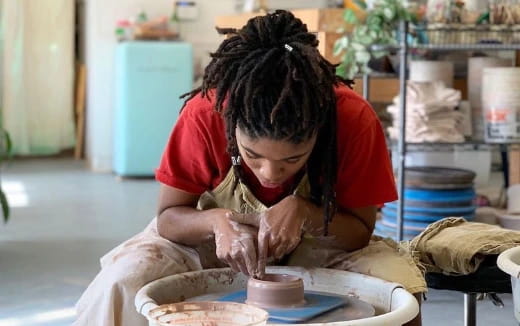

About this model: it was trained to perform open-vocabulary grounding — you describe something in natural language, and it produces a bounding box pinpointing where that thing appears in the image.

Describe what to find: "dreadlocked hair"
[182,10,353,236]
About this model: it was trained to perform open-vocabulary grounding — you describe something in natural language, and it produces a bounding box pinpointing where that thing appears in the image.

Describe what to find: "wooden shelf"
[352,78,468,103]
[215,8,349,33]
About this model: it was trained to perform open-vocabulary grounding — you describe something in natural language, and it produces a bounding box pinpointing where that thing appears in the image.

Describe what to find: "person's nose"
[260,161,284,182]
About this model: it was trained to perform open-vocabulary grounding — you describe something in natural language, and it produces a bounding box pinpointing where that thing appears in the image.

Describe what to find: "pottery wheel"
[187,291,375,323]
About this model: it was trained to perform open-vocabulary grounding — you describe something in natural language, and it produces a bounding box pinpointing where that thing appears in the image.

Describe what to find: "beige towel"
[386,81,464,143]
[406,217,520,275]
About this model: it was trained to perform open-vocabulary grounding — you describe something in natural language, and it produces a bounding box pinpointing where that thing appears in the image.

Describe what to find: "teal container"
[113,41,193,176]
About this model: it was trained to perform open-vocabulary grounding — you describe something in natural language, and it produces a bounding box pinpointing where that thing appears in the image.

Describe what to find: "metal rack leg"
[396,20,408,242]
[500,144,509,189]
[464,293,477,326]
[362,74,370,100]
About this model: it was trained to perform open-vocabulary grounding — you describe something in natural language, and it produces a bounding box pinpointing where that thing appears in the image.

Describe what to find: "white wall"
[85,0,236,172]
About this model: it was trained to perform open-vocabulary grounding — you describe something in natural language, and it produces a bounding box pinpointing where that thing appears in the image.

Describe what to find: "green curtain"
[2,0,75,155]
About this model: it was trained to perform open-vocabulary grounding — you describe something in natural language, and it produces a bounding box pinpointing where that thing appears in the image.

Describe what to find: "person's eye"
[245,152,260,159]
[285,158,300,164]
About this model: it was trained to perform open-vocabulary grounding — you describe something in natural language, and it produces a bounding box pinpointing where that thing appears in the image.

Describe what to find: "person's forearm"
[303,200,372,252]
[157,207,228,246]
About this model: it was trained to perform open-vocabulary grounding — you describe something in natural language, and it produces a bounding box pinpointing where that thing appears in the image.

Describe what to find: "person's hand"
[213,210,258,276]
[229,195,309,278]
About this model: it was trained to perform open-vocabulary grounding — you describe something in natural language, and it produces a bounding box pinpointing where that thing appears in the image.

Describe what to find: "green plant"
[0,129,12,223]
[334,0,418,79]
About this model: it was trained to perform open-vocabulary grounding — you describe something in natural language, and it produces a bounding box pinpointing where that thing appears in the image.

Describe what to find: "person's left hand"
[228,195,309,278]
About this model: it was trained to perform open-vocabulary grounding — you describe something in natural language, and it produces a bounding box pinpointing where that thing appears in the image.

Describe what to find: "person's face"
[236,128,316,189]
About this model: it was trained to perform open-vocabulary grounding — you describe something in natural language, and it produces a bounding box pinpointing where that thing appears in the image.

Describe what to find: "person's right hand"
[213,210,258,276]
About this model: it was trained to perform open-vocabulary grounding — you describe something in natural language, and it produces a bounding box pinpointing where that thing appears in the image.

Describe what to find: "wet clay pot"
[246,274,305,309]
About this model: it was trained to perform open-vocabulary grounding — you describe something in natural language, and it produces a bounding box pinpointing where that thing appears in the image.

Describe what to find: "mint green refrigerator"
[113,41,193,176]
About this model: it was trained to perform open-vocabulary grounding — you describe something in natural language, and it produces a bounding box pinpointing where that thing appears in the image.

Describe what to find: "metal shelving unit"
[371,43,520,52]
[368,21,520,241]
[390,142,520,152]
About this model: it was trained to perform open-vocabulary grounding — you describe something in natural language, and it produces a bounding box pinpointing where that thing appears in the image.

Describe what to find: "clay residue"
[112,243,164,263]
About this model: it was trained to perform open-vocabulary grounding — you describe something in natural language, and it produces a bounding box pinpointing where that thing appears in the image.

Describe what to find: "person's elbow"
[156,209,175,241]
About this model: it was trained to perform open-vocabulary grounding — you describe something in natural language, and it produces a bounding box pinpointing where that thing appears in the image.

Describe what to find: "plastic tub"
[508,185,520,214]
[498,214,520,230]
[482,68,520,143]
[409,61,454,87]
[148,301,268,326]
[135,267,419,326]
[497,246,520,322]
[467,57,511,141]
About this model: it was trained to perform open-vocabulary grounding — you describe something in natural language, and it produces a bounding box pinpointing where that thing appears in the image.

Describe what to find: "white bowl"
[498,214,520,230]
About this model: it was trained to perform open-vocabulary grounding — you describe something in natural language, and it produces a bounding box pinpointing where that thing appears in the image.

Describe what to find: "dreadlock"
[182,10,352,235]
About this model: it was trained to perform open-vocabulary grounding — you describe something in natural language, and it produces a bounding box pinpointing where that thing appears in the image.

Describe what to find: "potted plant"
[0,128,13,223]
[334,0,422,79]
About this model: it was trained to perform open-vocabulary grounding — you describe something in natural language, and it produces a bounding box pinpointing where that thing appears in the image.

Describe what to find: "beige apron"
[73,168,426,326]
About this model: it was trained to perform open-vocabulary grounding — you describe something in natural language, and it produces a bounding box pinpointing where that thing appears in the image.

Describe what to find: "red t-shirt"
[156,85,397,209]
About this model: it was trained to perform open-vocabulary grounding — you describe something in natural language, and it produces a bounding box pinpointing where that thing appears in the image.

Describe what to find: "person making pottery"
[74,10,426,326]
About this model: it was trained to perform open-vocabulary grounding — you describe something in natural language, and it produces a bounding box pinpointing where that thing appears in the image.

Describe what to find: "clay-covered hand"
[213,210,258,276]
[229,195,308,278]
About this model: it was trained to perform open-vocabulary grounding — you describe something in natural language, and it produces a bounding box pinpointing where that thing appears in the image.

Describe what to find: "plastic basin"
[497,246,520,322]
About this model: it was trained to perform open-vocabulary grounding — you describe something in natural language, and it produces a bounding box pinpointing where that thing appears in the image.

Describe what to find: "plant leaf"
[0,189,9,223]
[355,50,371,63]
[372,50,388,59]
[336,63,348,78]
[353,0,367,10]
[347,64,360,79]
[343,9,358,24]
[4,130,12,159]
[383,7,396,20]
[351,42,365,51]
[333,37,348,56]
[359,35,374,45]
[360,64,373,74]
[367,15,383,29]
[343,50,355,63]
[0,130,12,164]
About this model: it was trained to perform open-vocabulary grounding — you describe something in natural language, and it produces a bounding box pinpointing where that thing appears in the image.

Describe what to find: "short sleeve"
[335,112,397,209]
[155,102,221,194]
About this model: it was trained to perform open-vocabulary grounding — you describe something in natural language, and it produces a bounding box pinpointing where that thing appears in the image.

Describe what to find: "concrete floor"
[0,158,516,326]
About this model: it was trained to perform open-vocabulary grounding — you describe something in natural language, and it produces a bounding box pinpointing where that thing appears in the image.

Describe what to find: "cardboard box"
[351,78,468,103]
[317,32,343,64]
[215,8,348,32]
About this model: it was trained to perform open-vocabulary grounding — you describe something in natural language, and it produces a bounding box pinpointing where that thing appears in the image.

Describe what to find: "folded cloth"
[387,81,464,143]
[392,81,461,112]
[406,217,520,275]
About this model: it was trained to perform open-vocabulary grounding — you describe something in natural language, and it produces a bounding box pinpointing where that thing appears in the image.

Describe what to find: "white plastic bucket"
[409,61,454,87]
[135,267,419,326]
[482,68,520,143]
[497,246,520,322]
[467,57,511,141]
[508,184,520,214]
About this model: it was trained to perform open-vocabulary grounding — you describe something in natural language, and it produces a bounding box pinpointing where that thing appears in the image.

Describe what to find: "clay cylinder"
[246,274,305,309]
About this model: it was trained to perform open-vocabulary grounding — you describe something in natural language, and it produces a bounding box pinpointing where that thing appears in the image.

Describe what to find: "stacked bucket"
[375,167,477,240]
